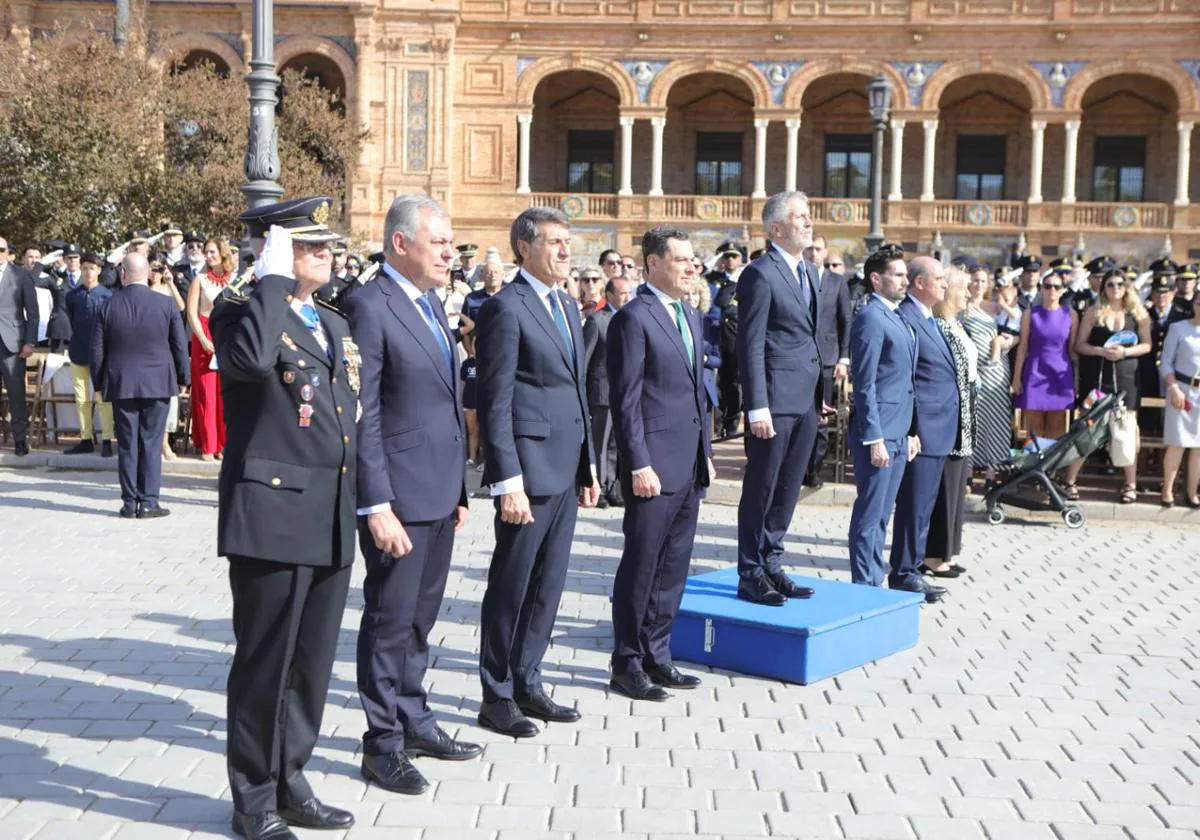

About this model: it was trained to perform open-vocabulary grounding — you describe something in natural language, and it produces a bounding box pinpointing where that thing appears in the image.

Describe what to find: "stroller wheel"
[986,506,1006,526]
[1062,506,1086,530]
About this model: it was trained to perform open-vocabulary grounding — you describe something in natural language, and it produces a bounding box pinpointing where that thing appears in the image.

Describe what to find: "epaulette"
[315,297,345,317]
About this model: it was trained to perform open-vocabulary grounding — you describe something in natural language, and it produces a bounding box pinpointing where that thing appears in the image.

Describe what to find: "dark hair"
[598,248,621,266]
[641,227,689,269]
[604,277,627,298]
[510,207,569,266]
[863,243,904,280]
[811,233,827,248]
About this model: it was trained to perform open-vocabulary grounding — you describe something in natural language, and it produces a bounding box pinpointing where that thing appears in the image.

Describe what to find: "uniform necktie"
[670,301,694,366]
[415,294,455,382]
[298,303,331,359]
[548,291,575,364]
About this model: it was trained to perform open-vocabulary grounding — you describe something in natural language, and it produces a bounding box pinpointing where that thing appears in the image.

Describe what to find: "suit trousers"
[737,410,819,580]
[888,452,948,586]
[357,512,455,755]
[611,482,701,675]
[847,440,908,586]
[226,557,352,815]
[590,406,622,504]
[479,489,578,703]
[806,366,836,481]
[0,350,29,443]
[70,363,114,441]
[112,398,169,506]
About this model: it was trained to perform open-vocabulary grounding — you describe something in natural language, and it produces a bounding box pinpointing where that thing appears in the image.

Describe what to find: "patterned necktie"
[298,303,331,359]
[670,301,694,366]
[548,291,575,364]
[415,294,455,382]
[795,263,813,317]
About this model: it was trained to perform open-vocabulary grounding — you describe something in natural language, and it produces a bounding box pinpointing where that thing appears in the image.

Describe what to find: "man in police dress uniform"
[209,197,359,840]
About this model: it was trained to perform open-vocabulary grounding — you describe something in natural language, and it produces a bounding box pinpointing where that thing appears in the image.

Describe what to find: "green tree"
[0,23,366,250]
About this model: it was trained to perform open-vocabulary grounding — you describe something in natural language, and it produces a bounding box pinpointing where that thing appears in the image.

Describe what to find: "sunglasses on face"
[150,265,164,272]
[622,262,635,269]
[602,259,621,266]
[825,262,843,269]
[1042,283,1063,290]
[580,276,599,283]
[1105,281,1126,289]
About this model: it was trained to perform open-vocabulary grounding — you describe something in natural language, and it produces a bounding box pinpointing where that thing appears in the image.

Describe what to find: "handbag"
[1101,364,1138,467]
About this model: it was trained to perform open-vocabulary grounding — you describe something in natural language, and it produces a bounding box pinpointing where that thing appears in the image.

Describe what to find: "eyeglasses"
[150,265,164,272]
[602,258,621,266]
[621,262,635,269]
[580,276,600,283]
[1042,283,1063,290]
[1105,281,1126,289]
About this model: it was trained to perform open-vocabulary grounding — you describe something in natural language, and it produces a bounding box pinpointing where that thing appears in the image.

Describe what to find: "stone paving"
[0,467,1198,840]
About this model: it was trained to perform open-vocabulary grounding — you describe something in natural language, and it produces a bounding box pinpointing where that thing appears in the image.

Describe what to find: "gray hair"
[510,207,569,265]
[761,190,809,230]
[383,193,446,256]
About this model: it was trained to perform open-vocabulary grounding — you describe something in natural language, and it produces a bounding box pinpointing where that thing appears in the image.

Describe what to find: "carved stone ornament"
[904,63,926,88]
[631,62,656,85]
[1048,62,1069,89]
[767,64,789,86]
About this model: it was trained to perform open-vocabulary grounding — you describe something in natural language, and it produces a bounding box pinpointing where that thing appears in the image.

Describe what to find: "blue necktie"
[416,295,454,382]
[548,291,576,364]
[298,303,331,360]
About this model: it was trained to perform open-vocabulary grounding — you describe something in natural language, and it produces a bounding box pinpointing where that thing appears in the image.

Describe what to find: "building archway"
[516,55,636,110]
[275,37,356,111]
[1063,59,1198,113]
[152,33,244,76]
[935,73,1034,202]
[920,60,1050,113]
[648,58,770,111]
[530,70,622,193]
[782,58,905,112]
[661,73,757,196]
[795,72,875,200]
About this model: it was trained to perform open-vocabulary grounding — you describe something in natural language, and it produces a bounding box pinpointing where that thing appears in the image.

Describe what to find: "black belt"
[1176,370,1200,390]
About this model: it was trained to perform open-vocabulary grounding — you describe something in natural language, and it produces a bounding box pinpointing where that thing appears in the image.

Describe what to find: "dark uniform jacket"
[210,274,360,568]
[32,270,71,345]
[65,284,112,366]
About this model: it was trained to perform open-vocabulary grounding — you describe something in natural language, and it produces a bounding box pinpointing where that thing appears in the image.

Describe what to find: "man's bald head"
[121,253,150,286]
[907,256,947,308]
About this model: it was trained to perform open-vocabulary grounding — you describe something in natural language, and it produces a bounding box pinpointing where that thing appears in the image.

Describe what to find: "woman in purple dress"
[1011,275,1078,441]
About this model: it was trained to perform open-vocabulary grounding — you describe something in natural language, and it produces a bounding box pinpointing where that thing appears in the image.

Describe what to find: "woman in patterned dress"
[925,269,978,577]
[962,266,1016,486]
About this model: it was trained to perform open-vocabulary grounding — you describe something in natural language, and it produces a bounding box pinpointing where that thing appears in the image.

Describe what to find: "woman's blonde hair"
[203,237,237,276]
[1094,269,1148,330]
[693,276,712,313]
[933,266,971,319]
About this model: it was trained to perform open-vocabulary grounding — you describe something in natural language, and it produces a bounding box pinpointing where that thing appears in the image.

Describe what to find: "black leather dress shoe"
[13,441,29,457]
[736,576,786,606]
[645,662,701,689]
[361,751,429,795]
[232,811,297,840]
[803,475,824,489]
[516,690,581,723]
[766,570,815,599]
[137,504,170,519]
[891,577,946,604]
[406,726,483,761]
[64,440,95,455]
[119,503,137,519]
[478,699,540,738]
[100,440,114,458]
[610,671,669,702]
[278,798,355,830]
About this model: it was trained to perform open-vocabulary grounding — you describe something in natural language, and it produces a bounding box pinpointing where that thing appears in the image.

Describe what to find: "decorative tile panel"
[1030,60,1089,107]
[406,70,429,173]
[618,59,672,104]
[517,56,539,78]
[750,61,806,106]
[889,61,945,108]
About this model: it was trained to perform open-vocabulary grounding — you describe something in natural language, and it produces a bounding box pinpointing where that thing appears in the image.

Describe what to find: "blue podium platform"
[669,568,924,685]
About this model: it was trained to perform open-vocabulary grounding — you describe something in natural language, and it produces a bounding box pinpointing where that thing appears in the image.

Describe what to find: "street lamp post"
[113,0,129,51]
[864,74,894,255]
[242,0,285,209]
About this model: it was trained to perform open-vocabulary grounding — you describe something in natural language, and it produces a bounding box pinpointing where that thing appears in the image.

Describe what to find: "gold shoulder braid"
[341,336,361,395]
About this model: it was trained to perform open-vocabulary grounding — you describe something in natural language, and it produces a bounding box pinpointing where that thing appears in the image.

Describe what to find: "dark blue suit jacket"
[849,296,917,447]
[89,283,189,401]
[606,286,713,494]
[814,268,851,366]
[897,295,961,458]
[347,270,468,523]
[65,283,112,367]
[477,273,594,497]
[701,315,721,409]
[735,247,823,416]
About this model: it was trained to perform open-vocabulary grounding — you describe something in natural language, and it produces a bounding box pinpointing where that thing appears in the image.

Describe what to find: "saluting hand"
[500,490,534,525]
[368,509,413,558]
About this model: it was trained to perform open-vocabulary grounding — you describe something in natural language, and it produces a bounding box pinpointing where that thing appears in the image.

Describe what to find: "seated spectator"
[1012,270,1077,443]
[1062,269,1151,504]
[1159,294,1200,507]
[925,268,978,577]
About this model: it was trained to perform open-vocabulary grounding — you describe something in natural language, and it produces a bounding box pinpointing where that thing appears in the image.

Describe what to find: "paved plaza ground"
[0,466,1198,840]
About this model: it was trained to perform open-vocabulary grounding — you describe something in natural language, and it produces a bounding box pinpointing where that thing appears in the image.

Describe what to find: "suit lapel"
[905,297,953,367]
[769,250,807,316]
[642,288,695,380]
[285,308,334,370]
[382,279,454,393]
[559,289,584,382]
[686,302,703,387]
[515,278,574,374]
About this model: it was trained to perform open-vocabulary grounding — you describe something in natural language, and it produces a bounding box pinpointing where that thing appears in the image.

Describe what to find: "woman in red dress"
[185,238,233,460]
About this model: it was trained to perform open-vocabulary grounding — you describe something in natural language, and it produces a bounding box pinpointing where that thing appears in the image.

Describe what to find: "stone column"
[1028,119,1046,204]
[1175,120,1194,207]
[920,119,938,202]
[888,119,905,201]
[618,116,635,196]
[785,118,801,193]
[753,118,769,199]
[649,116,666,197]
[516,113,532,194]
[1062,119,1080,204]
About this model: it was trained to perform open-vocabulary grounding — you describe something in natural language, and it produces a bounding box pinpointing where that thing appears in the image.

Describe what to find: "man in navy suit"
[89,254,189,518]
[734,191,823,606]
[804,234,852,488]
[476,207,598,738]
[607,228,713,702]
[847,245,920,588]
[347,195,482,797]
[888,256,958,603]
[0,234,40,456]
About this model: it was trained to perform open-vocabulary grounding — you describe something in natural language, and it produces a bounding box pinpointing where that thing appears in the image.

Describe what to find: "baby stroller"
[984,392,1121,530]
